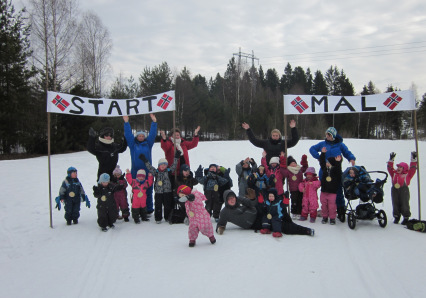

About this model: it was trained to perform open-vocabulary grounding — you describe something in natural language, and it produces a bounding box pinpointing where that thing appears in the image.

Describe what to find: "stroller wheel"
[348,213,356,230]
[377,210,387,228]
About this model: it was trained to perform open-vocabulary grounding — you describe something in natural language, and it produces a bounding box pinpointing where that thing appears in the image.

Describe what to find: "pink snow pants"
[320,192,337,219]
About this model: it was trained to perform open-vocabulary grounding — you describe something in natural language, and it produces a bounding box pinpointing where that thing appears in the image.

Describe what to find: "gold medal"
[69,191,75,197]
[214,184,219,191]
[189,211,195,218]
[158,181,163,186]
[326,176,332,182]
[292,176,297,181]
[274,178,277,183]
[101,195,107,201]
[267,214,272,220]
[138,192,143,198]
[395,183,401,189]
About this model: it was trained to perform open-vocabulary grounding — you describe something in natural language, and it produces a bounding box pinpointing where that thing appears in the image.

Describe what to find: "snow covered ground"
[1,139,426,298]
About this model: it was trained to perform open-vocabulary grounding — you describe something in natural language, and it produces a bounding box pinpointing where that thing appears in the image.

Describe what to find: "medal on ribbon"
[158,181,163,186]
[267,214,272,220]
[138,192,143,198]
[69,191,75,197]
[189,211,195,218]
[214,184,219,191]
[326,176,332,182]
[292,176,297,181]
[101,195,107,201]
[395,183,400,189]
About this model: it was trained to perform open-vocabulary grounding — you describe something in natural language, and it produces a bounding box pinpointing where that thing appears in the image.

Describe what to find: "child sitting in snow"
[55,167,90,225]
[140,151,179,224]
[93,173,119,232]
[195,164,231,222]
[126,168,154,224]
[387,151,418,225]
[319,148,342,225]
[260,188,287,238]
[177,185,216,247]
[281,154,308,219]
[111,165,130,222]
[298,167,321,222]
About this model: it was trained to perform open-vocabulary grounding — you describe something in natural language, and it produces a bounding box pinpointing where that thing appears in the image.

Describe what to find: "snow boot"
[321,217,328,224]
[209,236,217,244]
[260,229,271,234]
[310,217,316,223]
[401,217,409,225]
[393,216,401,224]
[66,220,72,226]
[309,229,315,236]
[217,226,225,235]
[109,224,115,229]
[189,240,196,247]
[299,216,307,221]
[73,219,78,224]
[101,227,108,232]
[124,217,130,222]
[272,232,283,238]
[337,207,346,222]
[330,219,336,225]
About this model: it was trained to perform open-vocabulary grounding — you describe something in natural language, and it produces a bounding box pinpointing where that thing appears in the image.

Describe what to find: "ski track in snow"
[1,139,426,298]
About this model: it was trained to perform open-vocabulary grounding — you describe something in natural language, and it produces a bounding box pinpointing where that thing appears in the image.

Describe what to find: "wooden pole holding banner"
[48,112,53,228]
[173,110,178,186]
[413,110,421,220]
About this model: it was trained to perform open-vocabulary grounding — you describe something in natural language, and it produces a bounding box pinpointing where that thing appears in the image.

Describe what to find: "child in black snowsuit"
[196,164,231,222]
[93,173,119,232]
[56,167,90,225]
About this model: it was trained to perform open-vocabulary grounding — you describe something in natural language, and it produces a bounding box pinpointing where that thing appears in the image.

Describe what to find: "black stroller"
[342,166,388,230]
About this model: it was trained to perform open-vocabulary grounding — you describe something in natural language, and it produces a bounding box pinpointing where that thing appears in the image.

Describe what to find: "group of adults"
[87,112,356,233]
[87,114,200,214]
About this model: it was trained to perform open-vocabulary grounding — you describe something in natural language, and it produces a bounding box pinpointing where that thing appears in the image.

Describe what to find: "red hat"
[177,185,192,196]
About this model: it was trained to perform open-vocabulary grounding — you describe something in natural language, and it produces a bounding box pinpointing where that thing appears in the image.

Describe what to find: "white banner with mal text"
[47,90,175,116]
[284,90,416,115]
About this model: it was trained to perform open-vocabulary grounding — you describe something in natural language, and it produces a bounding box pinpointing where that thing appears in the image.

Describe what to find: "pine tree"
[0,0,36,154]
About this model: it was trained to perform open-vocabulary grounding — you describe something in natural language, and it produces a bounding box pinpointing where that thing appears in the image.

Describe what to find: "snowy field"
[1,138,426,298]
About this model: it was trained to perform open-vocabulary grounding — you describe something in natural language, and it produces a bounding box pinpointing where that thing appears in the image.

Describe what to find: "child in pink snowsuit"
[261,151,286,197]
[298,167,321,222]
[177,185,216,247]
[112,165,130,222]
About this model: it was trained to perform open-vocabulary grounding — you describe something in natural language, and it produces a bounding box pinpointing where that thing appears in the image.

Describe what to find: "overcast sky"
[20,0,426,97]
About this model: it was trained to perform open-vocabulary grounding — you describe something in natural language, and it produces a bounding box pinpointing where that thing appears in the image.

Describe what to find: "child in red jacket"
[126,168,154,224]
[387,151,417,225]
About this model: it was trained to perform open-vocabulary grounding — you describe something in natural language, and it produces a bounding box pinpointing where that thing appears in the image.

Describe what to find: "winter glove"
[55,196,61,211]
[89,127,97,137]
[389,152,396,161]
[139,153,148,162]
[174,150,181,158]
[178,194,194,203]
[301,154,308,167]
[195,165,203,178]
[246,188,256,200]
[249,158,255,165]
[93,185,101,197]
[411,151,417,161]
[85,195,91,208]
[224,168,231,180]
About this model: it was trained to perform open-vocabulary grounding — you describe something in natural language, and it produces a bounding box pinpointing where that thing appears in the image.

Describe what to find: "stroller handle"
[367,171,388,182]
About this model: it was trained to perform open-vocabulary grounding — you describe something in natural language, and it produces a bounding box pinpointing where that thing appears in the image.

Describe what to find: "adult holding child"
[123,113,157,214]
[241,120,299,164]
[309,127,356,222]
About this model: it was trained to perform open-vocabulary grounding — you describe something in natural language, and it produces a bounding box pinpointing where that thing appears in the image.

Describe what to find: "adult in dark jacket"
[216,189,314,236]
[123,114,157,213]
[309,127,356,222]
[242,120,299,164]
[87,126,127,180]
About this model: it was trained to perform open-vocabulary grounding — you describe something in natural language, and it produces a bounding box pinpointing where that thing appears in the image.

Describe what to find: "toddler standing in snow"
[178,185,216,247]
[387,151,417,225]
[93,173,119,231]
[126,168,154,224]
[298,167,321,222]
[319,148,342,225]
[55,167,90,225]
[111,165,130,222]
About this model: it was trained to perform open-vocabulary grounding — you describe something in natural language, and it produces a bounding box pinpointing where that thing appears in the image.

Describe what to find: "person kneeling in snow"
[56,167,90,225]
[177,185,216,247]
[93,173,119,232]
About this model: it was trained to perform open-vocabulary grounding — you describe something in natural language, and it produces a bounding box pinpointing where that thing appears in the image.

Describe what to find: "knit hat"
[326,127,337,139]
[98,173,110,184]
[209,164,218,170]
[112,165,122,176]
[287,156,296,166]
[136,169,146,180]
[218,166,226,174]
[180,164,190,172]
[99,127,114,138]
[269,157,279,165]
[158,158,168,166]
[135,131,147,138]
[271,129,282,138]
[397,162,409,173]
[304,167,317,176]
[67,167,77,177]
[177,185,192,196]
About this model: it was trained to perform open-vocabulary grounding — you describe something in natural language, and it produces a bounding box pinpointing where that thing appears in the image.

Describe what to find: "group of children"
[56,146,418,243]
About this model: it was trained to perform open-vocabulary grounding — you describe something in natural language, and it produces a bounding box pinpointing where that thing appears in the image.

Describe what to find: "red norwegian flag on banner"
[291,96,309,114]
[383,92,403,110]
[157,94,173,110]
[51,95,70,111]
